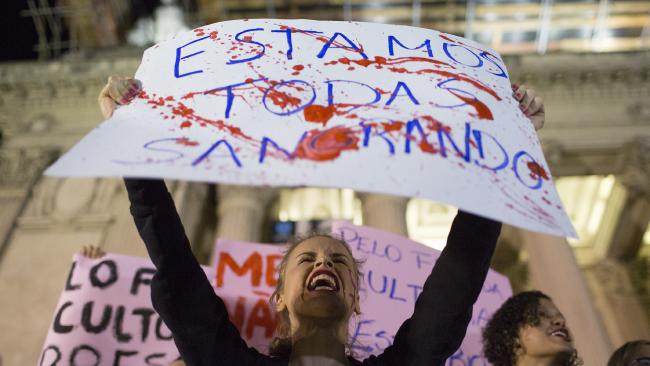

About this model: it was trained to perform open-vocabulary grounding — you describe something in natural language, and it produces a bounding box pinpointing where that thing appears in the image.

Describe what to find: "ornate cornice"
[505,52,650,93]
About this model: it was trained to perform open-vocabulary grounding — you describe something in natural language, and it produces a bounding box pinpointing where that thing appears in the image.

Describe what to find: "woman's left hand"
[512,84,544,131]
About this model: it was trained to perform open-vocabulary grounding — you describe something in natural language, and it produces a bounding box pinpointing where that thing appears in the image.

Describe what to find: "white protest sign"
[213,221,512,363]
[45,19,576,238]
[38,254,187,366]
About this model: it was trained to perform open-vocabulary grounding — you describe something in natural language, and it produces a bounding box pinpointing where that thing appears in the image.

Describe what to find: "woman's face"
[518,298,574,360]
[276,236,359,323]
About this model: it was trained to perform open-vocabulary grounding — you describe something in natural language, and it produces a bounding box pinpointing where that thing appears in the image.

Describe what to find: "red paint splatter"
[327,56,501,117]
[447,90,493,120]
[276,25,366,56]
[335,55,452,69]
[304,104,336,125]
[431,70,501,101]
[139,90,256,142]
[243,36,253,42]
[294,126,359,161]
[420,115,451,134]
[180,121,192,129]
[171,103,195,117]
[193,28,205,37]
[382,121,404,132]
[291,64,305,76]
[265,88,302,110]
[147,97,166,106]
[328,56,498,103]
[210,31,218,39]
[418,140,439,154]
[439,34,464,45]
[527,162,550,180]
[388,67,408,73]
[176,137,199,146]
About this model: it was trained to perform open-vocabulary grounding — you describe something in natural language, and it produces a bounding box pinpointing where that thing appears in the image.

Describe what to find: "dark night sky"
[1,1,40,61]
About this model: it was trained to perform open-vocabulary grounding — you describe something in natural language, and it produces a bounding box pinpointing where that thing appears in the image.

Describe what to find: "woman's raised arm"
[366,84,545,366]
[99,76,279,365]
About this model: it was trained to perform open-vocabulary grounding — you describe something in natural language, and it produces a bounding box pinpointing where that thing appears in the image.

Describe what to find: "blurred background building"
[0,0,649,365]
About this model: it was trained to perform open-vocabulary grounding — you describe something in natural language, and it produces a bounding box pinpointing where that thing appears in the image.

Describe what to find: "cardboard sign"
[45,19,576,238]
[213,221,512,363]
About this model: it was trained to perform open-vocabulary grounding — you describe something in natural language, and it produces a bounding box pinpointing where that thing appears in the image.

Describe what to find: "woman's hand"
[512,84,544,131]
[80,245,106,259]
[98,76,142,119]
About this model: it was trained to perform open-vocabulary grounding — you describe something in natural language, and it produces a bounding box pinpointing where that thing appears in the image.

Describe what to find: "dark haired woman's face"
[276,237,359,324]
[518,299,574,360]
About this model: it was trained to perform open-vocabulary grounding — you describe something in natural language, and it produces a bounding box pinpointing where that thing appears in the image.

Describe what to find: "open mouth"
[549,328,571,342]
[307,269,340,292]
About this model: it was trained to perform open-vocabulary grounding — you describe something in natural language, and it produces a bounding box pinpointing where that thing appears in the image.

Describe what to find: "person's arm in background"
[79,245,106,259]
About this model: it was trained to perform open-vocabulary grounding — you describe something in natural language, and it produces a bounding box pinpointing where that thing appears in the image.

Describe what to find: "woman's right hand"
[98,76,142,119]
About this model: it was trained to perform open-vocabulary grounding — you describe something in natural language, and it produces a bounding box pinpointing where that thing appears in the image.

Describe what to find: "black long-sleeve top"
[124,178,501,366]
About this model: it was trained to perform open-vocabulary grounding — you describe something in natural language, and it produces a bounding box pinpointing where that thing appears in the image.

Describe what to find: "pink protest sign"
[38,254,214,366]
[332,221,511,363]
[211,240,284,354]
[213,220,512,363]
[44,19,576,238]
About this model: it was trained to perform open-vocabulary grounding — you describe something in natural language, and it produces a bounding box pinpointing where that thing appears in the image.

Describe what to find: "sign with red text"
[45,19,576,238]
[213,220,513,363]
[38,254,192,366]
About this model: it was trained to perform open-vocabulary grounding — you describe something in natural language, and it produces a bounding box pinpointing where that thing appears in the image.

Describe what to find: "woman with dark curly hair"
[482,291,582,366]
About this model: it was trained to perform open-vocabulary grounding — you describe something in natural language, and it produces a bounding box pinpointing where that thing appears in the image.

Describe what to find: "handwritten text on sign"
[38,254,186,366]
[45,19,576,238]
[213,221,513,364]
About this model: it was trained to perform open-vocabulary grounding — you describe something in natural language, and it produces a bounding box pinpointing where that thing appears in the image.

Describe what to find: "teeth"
[314,285,334,291]
[551,330,568,339]
[309,273,337,290]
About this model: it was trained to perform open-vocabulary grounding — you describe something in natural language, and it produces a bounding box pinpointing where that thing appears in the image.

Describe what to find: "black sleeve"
[124,178,280,366]
[363,211,501,366]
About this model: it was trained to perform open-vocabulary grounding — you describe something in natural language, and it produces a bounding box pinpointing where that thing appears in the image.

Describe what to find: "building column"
[584,259,650,347]
[607,139,650,260]
[358,193,408,236]
[585,139,650,346]
[216,185,278,242]
[519,230,612,365]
